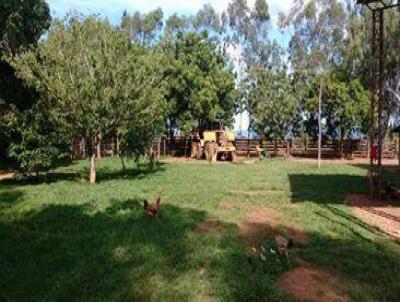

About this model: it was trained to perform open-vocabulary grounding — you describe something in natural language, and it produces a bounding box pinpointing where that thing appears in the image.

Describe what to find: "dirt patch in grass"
[284,226,310,245]
[238,207,310,244]
[278,262,350,302]
[195,219,225,235]
[218,199,236,209]
[346,194,400,239]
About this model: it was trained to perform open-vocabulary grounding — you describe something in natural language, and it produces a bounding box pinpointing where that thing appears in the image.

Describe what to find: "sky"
[47,0,294,23]
[45,0,294,133]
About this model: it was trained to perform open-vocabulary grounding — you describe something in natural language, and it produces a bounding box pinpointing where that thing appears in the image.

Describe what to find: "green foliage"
[8,16,166,178]
[247,67,300,140]
[3,0,399,174]
[0,0,50,53]
[280,0,373,139]
[6,105,69,174]
[0,0,51,170]
[120,8,163,45]
[162,31,237,132]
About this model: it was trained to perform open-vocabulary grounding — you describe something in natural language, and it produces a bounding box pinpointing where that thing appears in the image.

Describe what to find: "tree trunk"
[318,78,324,169]
[120,155,126,171]
[340,126,344,159]
[96,132,102,159]
[90,134,100,184]
[90,152,96,184]
[184,136,188,158]
[149,146,155,169]
[81,137,86,159]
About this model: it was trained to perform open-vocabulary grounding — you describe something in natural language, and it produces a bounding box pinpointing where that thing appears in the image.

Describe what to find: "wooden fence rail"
[72,136,400,160]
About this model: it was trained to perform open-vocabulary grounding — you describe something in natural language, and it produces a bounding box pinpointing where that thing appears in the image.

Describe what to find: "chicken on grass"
[144,197,162,218]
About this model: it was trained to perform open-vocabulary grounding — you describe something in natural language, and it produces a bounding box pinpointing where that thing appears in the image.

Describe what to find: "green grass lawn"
[1,158,400,301]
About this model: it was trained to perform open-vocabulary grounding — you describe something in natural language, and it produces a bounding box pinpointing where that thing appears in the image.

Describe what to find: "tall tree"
[162,31,237,135]
[0,0,51,169]
[283,0,370,138]
[9,17,166,183]
[246,67,300,140]
[120,8,164,45]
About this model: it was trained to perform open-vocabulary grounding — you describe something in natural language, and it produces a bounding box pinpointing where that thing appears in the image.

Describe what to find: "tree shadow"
[0,198,291,301]
[289,174,368,205]
[0,200,206,301]
[298,230,400,301]
[351,163,400,186]
[1,162,166,187]
[315,204,388,239]
[0,189,24,210]
[287,173,400,299]
[95,162,166,183]
[0,172,83,187]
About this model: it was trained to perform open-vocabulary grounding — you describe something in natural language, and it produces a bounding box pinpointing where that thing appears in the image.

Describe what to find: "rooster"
[144,196,162,218]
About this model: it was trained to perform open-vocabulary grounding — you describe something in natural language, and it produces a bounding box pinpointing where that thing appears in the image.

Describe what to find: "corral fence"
[71,135,400,160]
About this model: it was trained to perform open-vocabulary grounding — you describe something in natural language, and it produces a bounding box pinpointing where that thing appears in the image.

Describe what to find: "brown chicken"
[144,197,162,218]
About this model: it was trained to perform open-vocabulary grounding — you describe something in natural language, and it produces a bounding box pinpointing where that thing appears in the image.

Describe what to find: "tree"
[9,16,166,183]
[120,8,164,45]
[246,67,300,140]
[161,31,237,135]
[280,0,372,165]
[0,0,51,169]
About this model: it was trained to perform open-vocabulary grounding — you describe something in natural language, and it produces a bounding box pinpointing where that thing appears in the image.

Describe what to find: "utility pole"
[318,77,324,169]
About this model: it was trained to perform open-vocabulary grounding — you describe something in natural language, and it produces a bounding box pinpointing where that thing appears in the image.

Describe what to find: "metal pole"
[318,77,323,169]
[369,10,377,197]
[377,9,385,200]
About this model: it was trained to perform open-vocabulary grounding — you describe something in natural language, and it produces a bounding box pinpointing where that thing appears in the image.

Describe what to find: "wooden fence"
[152,137,400,160]
[71,136,400,160]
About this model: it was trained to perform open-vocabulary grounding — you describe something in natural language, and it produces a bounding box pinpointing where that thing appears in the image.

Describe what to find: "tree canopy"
[2,0,400,179]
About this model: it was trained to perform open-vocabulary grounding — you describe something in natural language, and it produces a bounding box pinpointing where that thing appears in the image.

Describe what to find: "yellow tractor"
[191,129,236,162]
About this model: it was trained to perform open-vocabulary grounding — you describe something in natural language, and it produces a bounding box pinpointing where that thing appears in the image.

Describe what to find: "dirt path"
[346,194,400,239]
[289,157,400,166]
[0,172,14,181]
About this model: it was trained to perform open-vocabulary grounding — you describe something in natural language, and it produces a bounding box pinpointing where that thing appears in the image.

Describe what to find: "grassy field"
[1,158,400,301]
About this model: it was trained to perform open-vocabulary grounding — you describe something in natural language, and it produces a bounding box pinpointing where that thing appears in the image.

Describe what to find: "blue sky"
[46,0,293,46]
[47,0,293,22]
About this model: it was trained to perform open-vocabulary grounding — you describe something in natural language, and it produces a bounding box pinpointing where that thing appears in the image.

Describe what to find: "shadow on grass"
[298,230,400,300]
[0,200,205,301]
[0,199,289,301]
[95,162,166,183]
[1,162,166,187]
[289,174,368,205]
[1,196,399,300]
[288,173,400,299]
[351,163,400,186]
[0,189,24,210]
